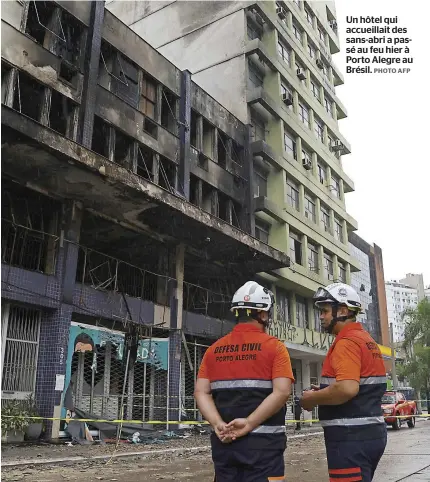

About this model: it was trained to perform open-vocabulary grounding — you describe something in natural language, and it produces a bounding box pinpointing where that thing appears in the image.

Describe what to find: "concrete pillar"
[194,178,203,208]
[178,70,191,200]
[298,184,305,216]
[292,90,299,116]
[309,109,315,133]
[318,245,324,277]
[329,208,335,236]
[290,293,297,326]
[286,11,293,30]
[302,359,311,398]
[323,124,329,146]
[333,254,339,282]
[346,263,352,285]
[167,244,185,426]
[326,165,332,189]
[295,134,302,162]
[342,220,348,245]
[311,152,318,178]
[301,234,308,271]
[315,198,322,227]
[152,153,160,185]
[306,297,314,330]
[196,115,203,152]
[339,178,345,202]
[78,0,105,147]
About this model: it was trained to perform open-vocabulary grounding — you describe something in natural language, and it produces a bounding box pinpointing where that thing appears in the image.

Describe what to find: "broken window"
[140,74,156,119]
[143,117,158,138]
[231,140,243,167]
[217,131,228,169]
[255,219,270,244]
[289,231,302,265]
[231,200,242,228]
[190,110,198,149]
[54,9,86,87]
[159,156,177,192]
[137,144,154,181]
[189,174,201,207]
[202,119,214,159]
[161,88,177,133]
[253,163,268,198]
[114,129,133,168]
[13,71,45,122]
[25,0,58,46]
[92,116,110,158]
[1,62,12,105]
[217,192,229,222]
[202,182,214,214]
[49,89,76,138]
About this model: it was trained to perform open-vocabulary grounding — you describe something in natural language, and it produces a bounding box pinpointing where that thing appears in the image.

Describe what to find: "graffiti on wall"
[270,321,334,352]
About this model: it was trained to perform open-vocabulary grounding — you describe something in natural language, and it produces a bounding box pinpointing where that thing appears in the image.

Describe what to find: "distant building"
[400,273,425,301]
[385,280,419,342]
[348,233,389,346]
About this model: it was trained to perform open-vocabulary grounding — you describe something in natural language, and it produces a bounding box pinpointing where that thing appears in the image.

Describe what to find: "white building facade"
[385,281,418,342]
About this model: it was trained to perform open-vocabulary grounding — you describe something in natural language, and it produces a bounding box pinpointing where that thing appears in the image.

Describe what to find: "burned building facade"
[1,1,289,438]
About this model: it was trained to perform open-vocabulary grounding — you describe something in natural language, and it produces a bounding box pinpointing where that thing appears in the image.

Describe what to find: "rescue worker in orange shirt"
[194,281,295,482]
[300,283,387,482]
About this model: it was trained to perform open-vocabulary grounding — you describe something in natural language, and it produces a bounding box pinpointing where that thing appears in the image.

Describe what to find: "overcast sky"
[333,0,430,286]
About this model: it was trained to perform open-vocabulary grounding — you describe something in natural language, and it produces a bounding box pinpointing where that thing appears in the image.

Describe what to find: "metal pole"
[390,323,398,390]
[117,349,130,441]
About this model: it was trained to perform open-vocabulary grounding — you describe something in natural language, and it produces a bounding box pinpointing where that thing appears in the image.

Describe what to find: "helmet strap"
[326,304,352,334]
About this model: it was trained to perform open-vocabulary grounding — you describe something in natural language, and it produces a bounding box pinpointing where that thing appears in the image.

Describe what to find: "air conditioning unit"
[302,158,312,170]
[296,68,306,80]
[330,139,344,152]
[276,7,287,19]
[255,13,264,26]
[329,20,338,30]
[282,92,293,106]
[316,58,324,69]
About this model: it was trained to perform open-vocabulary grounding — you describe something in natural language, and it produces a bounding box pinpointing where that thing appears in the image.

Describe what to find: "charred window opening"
[92,116,110,158]
[140,74,156,119]
[255,219,270,244]
[49,89,76,137]
[190,110,198,149]
[114,129,133,168]
[202,119,214,159]
[202,182,217,215]
[1,62,12,105]
[189,174,200,207]
[231,140,243,167]
[159,156,177,192]
[25,0,57,46]
[137,144,154,181]
[13,71,45,122]
[217,131,228,169]
[143,117,158,138]
[217,192,229,222]
[56,10,85,85]
[161,88,177,133]
[2,180,59,273]
[231,200,242,228]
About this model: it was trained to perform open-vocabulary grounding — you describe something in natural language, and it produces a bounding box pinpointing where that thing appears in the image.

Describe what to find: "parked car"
[382,391,416,430]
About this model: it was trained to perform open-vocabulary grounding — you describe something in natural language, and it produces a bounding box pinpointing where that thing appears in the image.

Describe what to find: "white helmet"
[313,282,363,313]
[230,281,274,312]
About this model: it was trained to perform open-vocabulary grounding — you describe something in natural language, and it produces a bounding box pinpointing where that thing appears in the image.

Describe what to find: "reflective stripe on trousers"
[320,376,387,386]
[320,416,385,427]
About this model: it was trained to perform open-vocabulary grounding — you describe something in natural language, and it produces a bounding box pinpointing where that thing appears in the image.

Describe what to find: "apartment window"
[314,116,324,142]
[325,96,334,117]
[339,262,346,282]
[304,195,316,223]
[320,205,330,233]
[281,83,293,110]
[334,217,343,242]
[296,62,306,82]
[296,295,308,328]
[278,41,291,66]
[255,219,270,244]
[308,42,316,59]
[324,252,334,280]
[311,81,320,102]
[318,26,326,43]
[248,62,264,88]
[276,288,290,323]
[247,21,262,40]
[305,8,314,26]
[289,231,302,265]
[331,176,341,199]
[287,179,300,211]
[293,23,303,44]
[299,102,310,128]
[251,111,266,141]
[253,164,268,198]
[140,75,156,119]
[318,162,326,184]
[284,129,297,160]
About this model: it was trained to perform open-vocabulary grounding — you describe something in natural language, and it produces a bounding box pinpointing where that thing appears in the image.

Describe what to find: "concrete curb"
[2,431,325,469]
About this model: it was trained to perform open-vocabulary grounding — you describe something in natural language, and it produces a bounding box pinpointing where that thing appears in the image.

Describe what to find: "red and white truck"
[382,390,416,430]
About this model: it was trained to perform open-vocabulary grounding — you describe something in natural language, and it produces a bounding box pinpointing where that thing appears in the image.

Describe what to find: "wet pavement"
[2,421,429,481]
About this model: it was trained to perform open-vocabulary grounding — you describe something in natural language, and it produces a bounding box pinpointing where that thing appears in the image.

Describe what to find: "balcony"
[254,196,285,224]
[247,87,280,120]
[251,139,278,169]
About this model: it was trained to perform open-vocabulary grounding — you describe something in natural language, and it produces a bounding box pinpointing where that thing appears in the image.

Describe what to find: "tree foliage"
[398,299,430,395]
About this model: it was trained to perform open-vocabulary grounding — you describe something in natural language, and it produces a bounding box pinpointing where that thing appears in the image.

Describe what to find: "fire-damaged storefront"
[1,1,289,439]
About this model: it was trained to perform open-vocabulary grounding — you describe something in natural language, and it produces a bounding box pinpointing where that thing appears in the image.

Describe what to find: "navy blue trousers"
[212,446,285,482]
[325,432,387,482]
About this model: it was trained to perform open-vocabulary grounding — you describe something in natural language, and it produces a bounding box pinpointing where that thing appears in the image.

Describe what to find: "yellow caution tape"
[2,415,428,424]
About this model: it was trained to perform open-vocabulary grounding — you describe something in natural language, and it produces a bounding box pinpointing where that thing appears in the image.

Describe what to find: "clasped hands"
[214,418,253,444]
